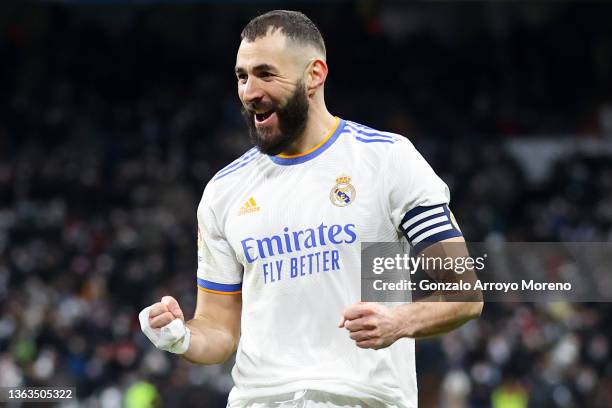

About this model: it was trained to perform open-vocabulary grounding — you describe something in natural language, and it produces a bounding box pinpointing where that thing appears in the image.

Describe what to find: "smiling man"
[139,10,482,408]
[236,11,332,157]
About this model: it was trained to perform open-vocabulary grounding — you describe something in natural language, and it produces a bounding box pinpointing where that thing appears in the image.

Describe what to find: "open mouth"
[255,110,274,124]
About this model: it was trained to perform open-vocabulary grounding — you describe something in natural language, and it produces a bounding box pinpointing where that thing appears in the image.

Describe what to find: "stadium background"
[1,1,612,407]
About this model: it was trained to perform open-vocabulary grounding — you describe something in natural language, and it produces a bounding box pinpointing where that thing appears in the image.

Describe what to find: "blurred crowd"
[1,2,611,407]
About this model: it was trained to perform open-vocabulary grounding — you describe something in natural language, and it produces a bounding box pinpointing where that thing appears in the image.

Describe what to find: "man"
[139,10,482,408]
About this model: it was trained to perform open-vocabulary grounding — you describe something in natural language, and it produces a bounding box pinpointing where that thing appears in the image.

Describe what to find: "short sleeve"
[196,189,243,294]
[386,139,462,253]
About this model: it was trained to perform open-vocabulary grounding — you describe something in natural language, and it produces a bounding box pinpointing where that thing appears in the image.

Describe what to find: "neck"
[278,103,337,157]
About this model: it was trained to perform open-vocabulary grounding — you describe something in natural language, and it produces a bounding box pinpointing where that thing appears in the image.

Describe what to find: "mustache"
[244,101,276,114]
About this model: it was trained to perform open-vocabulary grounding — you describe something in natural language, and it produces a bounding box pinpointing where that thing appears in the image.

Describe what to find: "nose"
[241,77,264,105]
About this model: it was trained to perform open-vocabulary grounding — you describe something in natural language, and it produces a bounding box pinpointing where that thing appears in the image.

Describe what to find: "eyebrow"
[235,63,278,74]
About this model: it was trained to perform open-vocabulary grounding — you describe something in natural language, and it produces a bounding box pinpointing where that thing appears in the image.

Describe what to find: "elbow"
[464,286,484,320]
[208,353,233,366]
[220,331,241,364]
[213,333,240,365]
[467,300,484,320]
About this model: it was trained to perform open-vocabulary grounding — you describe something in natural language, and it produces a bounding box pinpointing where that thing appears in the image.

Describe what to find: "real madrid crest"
[330,175,356,207]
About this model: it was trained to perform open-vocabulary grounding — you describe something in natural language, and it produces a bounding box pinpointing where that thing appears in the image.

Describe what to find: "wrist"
[167,326,191,354]
[392,304,417,339]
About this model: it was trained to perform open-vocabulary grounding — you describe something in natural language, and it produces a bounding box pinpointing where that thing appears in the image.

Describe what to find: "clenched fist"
[339,302,402,350]
[139,296,191,354]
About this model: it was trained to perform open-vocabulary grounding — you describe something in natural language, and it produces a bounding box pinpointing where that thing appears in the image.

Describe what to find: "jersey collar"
[268,117,345,166]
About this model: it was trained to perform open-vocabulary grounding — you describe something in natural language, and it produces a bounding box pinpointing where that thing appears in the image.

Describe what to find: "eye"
[260,72,273,79]
[237,73,247,83]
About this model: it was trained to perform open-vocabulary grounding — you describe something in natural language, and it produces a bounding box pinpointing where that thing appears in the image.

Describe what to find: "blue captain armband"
[399,204,462,253]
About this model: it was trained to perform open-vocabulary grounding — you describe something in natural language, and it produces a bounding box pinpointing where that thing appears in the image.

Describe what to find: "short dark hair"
[241,10,326,57]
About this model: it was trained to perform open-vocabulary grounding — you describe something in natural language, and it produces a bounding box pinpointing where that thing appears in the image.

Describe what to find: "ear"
[306,58,328,96]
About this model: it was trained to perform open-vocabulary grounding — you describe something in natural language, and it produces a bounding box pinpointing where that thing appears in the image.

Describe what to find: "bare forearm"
[181,317,239,365]
[394,301,483,339]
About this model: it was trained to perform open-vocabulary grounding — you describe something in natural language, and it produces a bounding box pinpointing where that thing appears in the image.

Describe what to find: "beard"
[241,82,310,156]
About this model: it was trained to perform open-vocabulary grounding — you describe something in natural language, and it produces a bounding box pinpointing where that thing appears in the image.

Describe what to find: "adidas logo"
[239,197,260,215]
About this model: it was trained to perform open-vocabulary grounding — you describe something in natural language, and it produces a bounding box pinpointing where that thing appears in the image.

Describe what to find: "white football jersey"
[196,117,462,408]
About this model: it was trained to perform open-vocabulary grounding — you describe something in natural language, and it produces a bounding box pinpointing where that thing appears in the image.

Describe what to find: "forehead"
[236,29,297,70]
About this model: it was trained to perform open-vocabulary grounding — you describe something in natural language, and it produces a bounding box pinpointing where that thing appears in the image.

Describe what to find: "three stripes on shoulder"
[399,204,462,252]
